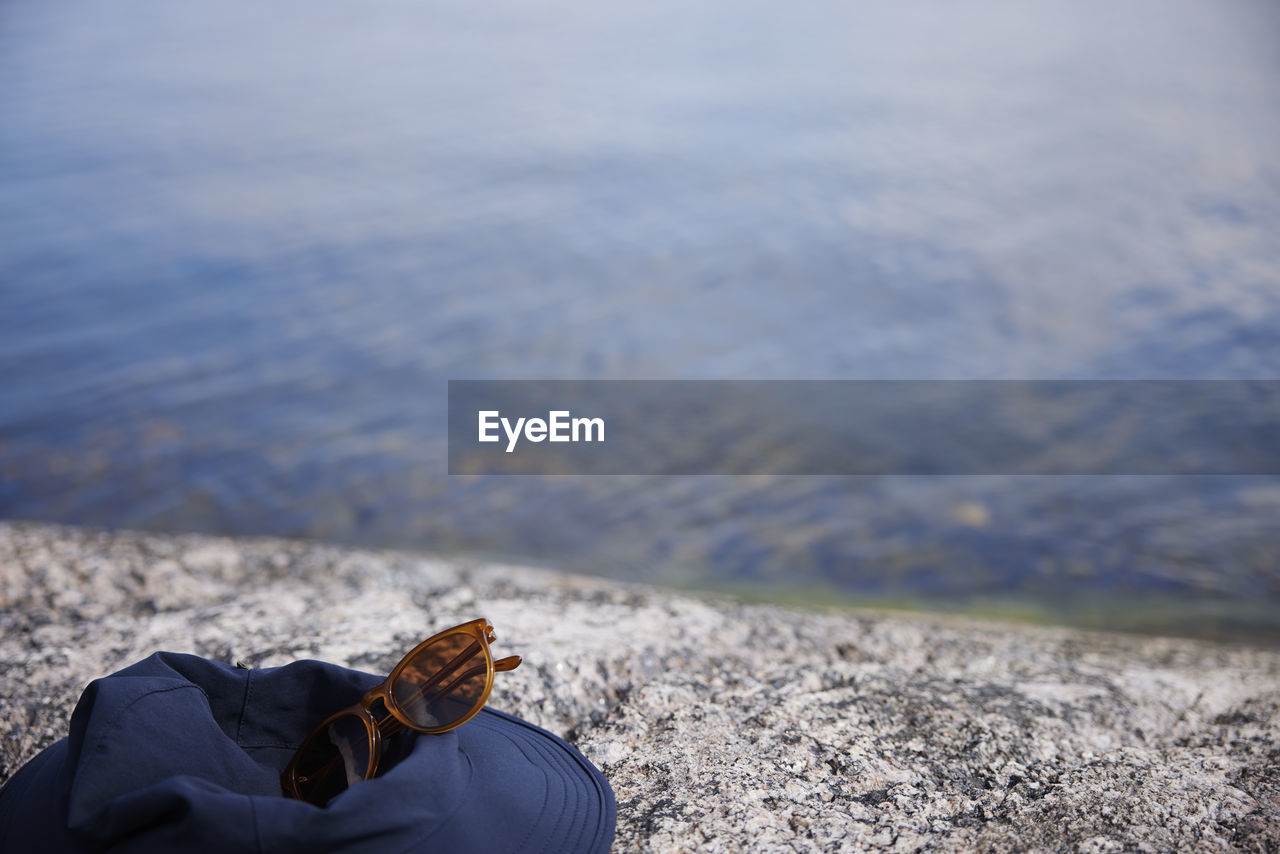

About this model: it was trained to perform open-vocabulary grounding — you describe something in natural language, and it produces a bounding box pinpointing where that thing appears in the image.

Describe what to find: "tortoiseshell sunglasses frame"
[280,617,521,802]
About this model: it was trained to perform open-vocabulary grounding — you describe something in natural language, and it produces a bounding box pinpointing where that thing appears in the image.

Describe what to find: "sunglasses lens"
[291,713,372,806]
[392,632,490,730]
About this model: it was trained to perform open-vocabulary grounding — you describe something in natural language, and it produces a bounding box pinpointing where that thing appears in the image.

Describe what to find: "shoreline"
[3,521,1278,850]
[11,517,1276,647]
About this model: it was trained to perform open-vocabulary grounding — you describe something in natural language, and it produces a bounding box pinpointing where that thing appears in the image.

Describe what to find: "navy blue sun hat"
[0,652,615,853]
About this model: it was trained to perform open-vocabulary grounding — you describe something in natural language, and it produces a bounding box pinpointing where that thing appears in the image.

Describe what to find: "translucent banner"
[448,381,1280,475]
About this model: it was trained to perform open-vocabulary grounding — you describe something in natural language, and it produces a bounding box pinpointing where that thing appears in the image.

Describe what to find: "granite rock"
[1,521,1277,851]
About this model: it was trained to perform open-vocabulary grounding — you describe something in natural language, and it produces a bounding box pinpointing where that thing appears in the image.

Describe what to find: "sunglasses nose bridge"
[361,684,388,708]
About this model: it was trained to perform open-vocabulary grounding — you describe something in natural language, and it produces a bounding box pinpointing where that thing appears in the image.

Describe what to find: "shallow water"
[2,0,1279,638]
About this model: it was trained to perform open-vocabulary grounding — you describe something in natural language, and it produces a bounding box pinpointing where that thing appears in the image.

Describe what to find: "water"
[2,0,1279,639]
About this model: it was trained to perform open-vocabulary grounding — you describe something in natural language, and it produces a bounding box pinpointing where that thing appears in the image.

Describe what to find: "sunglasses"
[281,618,522,806]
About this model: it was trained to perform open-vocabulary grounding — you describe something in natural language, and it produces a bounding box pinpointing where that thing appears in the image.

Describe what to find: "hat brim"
[444,709,617,854]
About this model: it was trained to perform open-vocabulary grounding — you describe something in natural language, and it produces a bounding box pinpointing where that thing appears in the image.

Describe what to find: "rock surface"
[1,521,1278,851]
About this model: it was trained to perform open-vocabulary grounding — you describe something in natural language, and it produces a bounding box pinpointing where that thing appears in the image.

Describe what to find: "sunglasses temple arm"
[401,644,520,704]
[378,657,522,738]
[414,657,516,707]
[416,656,521,706]
[405,641,482,699]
